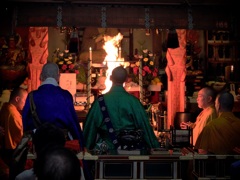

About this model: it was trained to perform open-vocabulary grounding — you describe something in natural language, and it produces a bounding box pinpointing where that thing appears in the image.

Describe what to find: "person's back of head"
[35,146,81,180]
[40,62,59,82]
[32,122,66,155]
[216,91,234,112]
[110,65,128,85]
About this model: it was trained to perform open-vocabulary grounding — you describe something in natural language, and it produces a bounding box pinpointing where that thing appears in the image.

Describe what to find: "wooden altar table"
[192,153,240,179]
[83,148,193,180]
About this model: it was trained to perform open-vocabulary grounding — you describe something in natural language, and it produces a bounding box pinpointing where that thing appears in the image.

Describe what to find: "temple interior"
[0,1,240,179]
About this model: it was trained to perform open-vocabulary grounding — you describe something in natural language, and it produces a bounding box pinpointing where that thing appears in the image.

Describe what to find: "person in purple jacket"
[22,62,93,179]
[22,62,84,148]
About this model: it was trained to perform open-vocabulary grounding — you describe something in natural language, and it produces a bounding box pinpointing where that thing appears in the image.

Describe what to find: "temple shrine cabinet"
[205,30,240,82]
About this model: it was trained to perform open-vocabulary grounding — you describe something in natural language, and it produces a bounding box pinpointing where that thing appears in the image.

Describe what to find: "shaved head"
[110,66,128,84]
[40,62,59,81]
[216,91,234,111]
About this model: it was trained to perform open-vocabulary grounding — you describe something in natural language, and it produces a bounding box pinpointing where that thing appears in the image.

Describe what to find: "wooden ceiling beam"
[5,0,234,6]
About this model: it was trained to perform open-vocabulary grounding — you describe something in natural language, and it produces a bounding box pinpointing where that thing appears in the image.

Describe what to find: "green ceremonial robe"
[83,85,160,153]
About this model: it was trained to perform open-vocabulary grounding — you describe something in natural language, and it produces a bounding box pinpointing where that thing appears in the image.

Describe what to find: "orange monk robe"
[195,112,240,154]
[0,103,23,149]
[192,105,217,146]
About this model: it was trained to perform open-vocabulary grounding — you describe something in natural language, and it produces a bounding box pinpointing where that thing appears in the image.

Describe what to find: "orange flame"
[102,33,129,94]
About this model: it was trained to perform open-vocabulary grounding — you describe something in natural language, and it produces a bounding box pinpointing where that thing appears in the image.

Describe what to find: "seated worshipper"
[180,86,217,146]
[83,66,160,154]
[15,122,66,180]
[0,87,28,179]
[34,146,81,180]
[22,62,85,149]
[195,91,240,154]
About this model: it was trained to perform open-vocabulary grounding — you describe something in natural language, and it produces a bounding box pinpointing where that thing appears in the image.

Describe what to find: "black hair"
[35,146,81,180]
[32,122,66,154]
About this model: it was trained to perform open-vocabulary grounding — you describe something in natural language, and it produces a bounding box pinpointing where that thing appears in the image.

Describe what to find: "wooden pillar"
[27,27,48,92]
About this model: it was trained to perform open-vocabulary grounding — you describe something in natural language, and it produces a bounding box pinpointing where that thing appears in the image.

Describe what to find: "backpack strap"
[29,92,42,128]
[98,95,119,148]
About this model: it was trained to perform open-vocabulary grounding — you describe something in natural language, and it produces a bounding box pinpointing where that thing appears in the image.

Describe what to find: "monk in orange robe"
[195,91,240,154]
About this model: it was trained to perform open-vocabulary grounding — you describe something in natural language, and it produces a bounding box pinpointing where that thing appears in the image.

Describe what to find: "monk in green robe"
[83,66,160,154]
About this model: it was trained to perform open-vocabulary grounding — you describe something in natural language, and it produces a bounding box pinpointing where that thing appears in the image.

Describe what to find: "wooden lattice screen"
[14,3,234,30]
